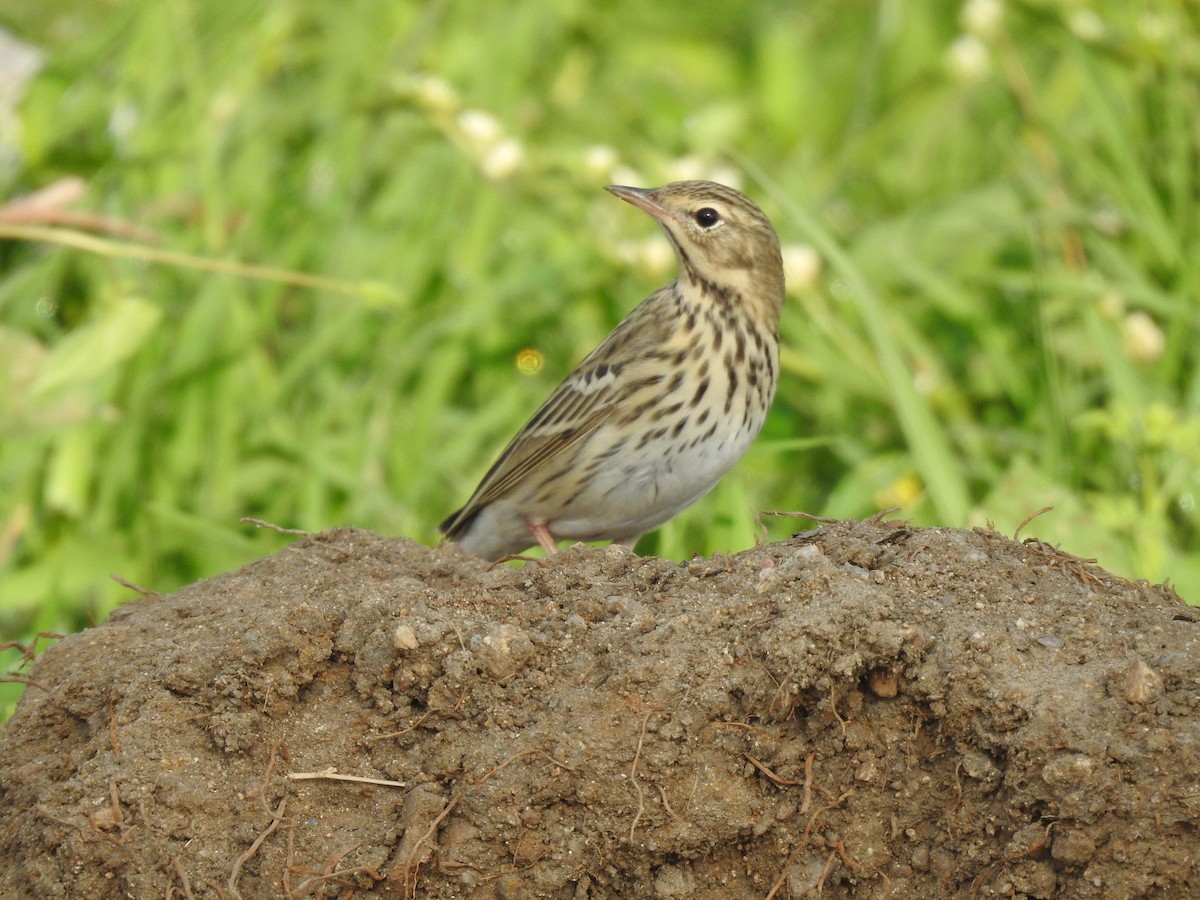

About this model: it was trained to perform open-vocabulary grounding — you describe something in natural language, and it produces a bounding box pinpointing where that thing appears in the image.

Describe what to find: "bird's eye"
[694,207,720,228]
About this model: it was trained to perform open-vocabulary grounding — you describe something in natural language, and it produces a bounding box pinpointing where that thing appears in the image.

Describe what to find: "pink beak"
[605,184,667,221]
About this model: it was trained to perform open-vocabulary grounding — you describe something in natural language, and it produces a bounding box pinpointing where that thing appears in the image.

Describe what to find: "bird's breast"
[545,326,777,541]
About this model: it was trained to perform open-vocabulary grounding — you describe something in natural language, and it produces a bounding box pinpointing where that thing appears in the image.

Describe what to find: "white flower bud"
[457,109,503,151]
[668,155,706,182]
[960,0,1004,38]
[481,137,523,181]
[946,34,990,83]
[1068,9,1105,42]
[1122,311,1165,363]
[412,74,459,113]
[582,145,618,178]
[781,244,822,294]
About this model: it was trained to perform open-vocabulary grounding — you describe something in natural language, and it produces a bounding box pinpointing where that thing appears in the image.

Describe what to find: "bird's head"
[605,179,785,316]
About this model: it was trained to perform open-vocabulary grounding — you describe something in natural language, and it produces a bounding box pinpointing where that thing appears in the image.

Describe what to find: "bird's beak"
[605,184,667,221]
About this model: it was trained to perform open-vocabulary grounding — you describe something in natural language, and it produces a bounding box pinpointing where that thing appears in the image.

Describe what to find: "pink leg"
[526,519,559,556]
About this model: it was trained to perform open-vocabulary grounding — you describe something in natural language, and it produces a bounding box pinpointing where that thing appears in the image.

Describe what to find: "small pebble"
[1122,657,1163,704]
[392,624,419,651]
[867,670,899,698]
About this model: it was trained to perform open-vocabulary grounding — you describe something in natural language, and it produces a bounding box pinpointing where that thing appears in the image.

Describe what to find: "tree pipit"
[440,180,786,560]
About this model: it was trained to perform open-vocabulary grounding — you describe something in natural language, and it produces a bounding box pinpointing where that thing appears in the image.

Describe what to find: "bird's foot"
[525,519,560,557]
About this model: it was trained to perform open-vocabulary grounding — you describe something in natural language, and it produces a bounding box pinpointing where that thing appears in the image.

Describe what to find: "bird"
[438,179,786,561]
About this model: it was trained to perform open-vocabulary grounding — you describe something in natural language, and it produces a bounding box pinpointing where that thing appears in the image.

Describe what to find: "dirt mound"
[1,521,1197,898]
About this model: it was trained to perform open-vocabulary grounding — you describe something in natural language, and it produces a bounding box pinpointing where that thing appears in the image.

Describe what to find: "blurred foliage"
[3,0,1199,714]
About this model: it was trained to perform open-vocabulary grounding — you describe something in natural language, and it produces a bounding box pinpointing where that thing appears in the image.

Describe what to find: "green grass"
[3,0,1199,715]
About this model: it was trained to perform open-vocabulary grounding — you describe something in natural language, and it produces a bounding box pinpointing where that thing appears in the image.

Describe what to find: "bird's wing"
[440,356,622,536]
[440,296,669,537]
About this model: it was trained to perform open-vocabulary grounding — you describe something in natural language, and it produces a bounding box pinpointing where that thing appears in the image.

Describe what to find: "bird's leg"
[525,519,559,556]
[614,534,643,551]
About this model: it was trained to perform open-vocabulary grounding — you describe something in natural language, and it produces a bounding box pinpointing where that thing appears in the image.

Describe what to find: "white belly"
[549,415,760,542]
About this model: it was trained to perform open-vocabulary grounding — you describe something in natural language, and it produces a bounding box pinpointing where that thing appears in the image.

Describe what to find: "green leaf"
[30,296,162,400]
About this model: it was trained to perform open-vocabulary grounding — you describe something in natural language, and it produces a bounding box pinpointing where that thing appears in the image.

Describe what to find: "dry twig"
[170,855,195,900]
[227,796,287,900]
[745,753,802,787]
[239,517,310,536]
[628,710,653,842]
[287,768,407,789]
[395,793,461,899]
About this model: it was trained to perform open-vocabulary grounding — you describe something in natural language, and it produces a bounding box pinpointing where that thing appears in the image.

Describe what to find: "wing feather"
[440,289,674,538]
